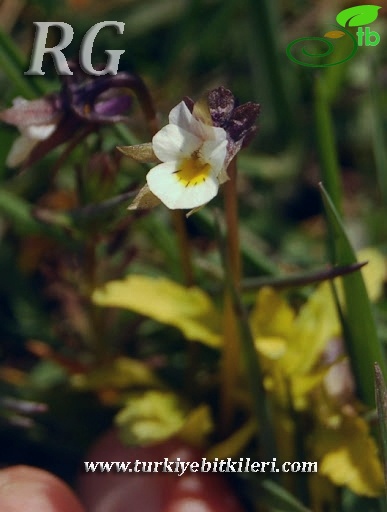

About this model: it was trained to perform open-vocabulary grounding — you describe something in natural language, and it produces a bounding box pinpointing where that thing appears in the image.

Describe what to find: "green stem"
[369,58,387,206]
[0,28,45,98]
[245,0,294,141]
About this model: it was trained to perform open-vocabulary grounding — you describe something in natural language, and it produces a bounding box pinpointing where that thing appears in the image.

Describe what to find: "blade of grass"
[242,261,367,290]
[369,58,387,205]
[375,362,387,502]
[0,29,46,98]
[0,188,52,235]
[314,76,342,212]
[245,0,294,141]
[320,183,387,407]
[197,207,280,276]
[0,188,71,243]
[214,209,276,461]
[260,479,311,512]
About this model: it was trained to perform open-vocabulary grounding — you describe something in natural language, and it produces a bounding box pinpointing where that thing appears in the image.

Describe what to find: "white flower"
[2,98,59,167]
[146,101,228,210]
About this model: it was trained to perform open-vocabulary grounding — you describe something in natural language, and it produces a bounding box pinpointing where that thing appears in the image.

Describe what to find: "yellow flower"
[91,248,386,497]
[250,248,386,497]
[92,274,222,348]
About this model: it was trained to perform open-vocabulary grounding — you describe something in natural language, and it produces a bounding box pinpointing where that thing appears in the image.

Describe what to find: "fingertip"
[0,465,85,512]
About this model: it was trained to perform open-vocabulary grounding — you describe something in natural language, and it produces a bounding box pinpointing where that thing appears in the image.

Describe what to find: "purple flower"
[0,63,142,167]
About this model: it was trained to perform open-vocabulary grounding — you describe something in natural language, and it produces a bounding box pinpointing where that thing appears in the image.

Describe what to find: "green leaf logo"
[336,5,381,27]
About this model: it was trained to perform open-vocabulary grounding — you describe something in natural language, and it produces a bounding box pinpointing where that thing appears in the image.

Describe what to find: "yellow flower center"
[174,150,212,187]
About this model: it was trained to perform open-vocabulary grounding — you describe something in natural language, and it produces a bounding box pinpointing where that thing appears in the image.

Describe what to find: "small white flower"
[146,101,228,210]
[2,98,59,167]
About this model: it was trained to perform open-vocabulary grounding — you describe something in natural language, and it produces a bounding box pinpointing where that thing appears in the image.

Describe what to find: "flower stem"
[223,158,241,287]
[131,83,194,287]
[172,211,194,286]
[220,157,241,432]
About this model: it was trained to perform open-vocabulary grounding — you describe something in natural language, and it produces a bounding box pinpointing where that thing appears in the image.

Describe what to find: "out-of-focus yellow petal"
[178,404,214,448]
[92,275,221,348]
[71,357,162,391]
[287,282,340,375]
[250,287,295,340]
[255,337,287,359]
[206,419,256,460]
[115,390,186,446]
[291,371,327,410]
[313,416,384,497]
[357,248,386,302]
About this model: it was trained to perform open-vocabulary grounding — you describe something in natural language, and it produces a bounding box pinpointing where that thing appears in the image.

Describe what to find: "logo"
[25,22,126,76]
[286,5,381,68]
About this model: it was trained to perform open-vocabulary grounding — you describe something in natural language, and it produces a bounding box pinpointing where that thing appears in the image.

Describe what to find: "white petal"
[6,135,38,167]
[12,97,29,107]
[195,123,227,144]
[168,101,195,132]
[23,123,57,140]
[146,162,219,209]
[169,101,227,143]
[201,139,228,176]
[152,124,201,162]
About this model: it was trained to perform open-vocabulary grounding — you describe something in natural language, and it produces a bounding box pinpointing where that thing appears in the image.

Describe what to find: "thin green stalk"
[314,76,342,212]
[228,266,276,462]
[218,158,275,460]
[223,158,241,287]
[369,58,387,205]
[242,261,366,291]
[172,211,194,286]
[0,47,36,99]
[0,28,45,98]
[220,158,241,431]
[374,363,387,503]
[245,0,294,139]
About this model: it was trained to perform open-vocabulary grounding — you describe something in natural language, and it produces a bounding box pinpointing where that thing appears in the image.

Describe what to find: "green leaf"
[0,29,45,99]
[314,77,342,212]
[374,363,387,497]
[320,184,387,407]
[336,5,381,27]
[260,480,311,512]
[369,58,387,206]
[0,189,50,235]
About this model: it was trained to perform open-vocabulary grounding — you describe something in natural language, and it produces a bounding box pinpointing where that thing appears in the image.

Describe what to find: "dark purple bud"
[241,126,258,149]
[207,86,235,127]
[227,102,261,142]
[207,87,260,150]
[93,94,132,120]
[62,68,134,123]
